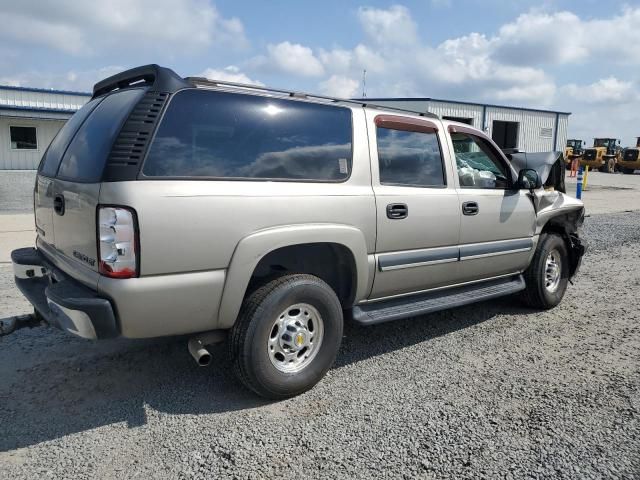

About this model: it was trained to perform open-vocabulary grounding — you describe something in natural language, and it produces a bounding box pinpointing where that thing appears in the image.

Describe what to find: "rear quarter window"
[56,88,146,183]
[142,89,353,181]
[38,97,102,177]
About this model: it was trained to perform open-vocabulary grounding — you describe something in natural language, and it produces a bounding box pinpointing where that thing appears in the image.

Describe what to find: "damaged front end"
[535,192,587,279]
[507,148,586,279]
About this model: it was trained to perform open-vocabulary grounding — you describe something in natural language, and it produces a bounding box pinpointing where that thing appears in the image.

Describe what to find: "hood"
[508,151,566,193]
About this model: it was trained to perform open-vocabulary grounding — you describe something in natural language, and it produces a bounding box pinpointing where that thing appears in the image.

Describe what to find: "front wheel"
[622,167,635,174]
[229,274,343,399]
[521,233,569,309]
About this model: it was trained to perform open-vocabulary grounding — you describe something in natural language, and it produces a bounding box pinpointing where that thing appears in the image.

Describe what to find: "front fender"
[534,191,586,278]
[216,224,371,329]
[534,191,584,235]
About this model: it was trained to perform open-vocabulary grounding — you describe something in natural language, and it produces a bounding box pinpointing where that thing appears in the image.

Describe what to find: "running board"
[352,275,525,325]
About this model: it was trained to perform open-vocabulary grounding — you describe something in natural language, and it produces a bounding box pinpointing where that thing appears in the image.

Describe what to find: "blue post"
[576,166,583,199]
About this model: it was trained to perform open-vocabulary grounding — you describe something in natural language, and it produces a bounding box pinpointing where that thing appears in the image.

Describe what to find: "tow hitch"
[0,312,44,337]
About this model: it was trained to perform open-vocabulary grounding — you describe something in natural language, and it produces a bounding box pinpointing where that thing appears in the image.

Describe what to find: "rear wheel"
[522,233,569,309]
[229,274,343,399]
[622,167,635,174]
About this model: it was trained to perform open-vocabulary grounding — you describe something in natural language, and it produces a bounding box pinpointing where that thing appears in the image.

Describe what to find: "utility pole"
[362,69,367,98]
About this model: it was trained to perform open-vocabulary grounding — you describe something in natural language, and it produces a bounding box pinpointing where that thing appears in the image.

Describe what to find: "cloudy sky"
[1,0,639,146]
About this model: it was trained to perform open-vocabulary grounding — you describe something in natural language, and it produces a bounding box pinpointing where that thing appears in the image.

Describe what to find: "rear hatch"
[34,88,146,285]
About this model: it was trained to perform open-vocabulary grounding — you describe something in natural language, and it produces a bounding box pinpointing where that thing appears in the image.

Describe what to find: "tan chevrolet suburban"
[6,65,585,398]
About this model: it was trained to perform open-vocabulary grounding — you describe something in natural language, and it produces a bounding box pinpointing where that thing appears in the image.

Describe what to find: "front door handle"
[53,194,65,216]
[386,203,408,219]
[462,201,479,216]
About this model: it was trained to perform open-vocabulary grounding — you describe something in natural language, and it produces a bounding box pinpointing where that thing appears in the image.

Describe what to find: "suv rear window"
[56,88,145,182]
[142,89,353,181]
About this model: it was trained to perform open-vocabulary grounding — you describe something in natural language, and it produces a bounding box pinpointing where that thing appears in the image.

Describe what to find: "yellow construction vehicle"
[581,138,621,173]
[564,139,584,169]
[618,137,640,174]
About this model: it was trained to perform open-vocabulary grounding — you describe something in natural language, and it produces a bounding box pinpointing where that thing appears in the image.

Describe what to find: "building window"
[10,126,38,150]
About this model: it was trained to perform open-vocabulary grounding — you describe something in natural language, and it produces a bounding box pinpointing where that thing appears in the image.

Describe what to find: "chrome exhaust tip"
[188,338,212,367]
[187,331,226,367]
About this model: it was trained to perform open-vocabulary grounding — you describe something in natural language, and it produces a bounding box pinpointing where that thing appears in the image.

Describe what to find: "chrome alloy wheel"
[268,303,324,373]
[544,250,562,293]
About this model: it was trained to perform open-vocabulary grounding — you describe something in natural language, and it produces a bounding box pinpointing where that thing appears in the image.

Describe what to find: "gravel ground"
[1,212,639,479]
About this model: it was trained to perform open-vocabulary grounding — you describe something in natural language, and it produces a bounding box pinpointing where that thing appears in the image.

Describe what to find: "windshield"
[594,139,615,148]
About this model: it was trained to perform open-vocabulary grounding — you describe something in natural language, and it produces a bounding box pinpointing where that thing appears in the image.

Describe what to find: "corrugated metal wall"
[484,106,557,152]
[366,99,430,114]
[0,86,89,169]
[0,88,88,112]
[555,114,569,152]
[0,116,65,169]
[428,101,484,129]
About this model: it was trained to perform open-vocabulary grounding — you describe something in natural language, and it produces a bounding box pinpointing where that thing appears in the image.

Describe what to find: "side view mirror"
[517,168,542,190]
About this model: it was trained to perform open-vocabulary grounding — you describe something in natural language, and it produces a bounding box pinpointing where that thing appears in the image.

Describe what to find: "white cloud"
[563,77,636,104]
[253,42,325,77]
[494,7,640,65]
[0,0,248,56]
[318,48,353,73]
[0,66,125,91]
[266,6,557,107]
[199,66,263,86]
[357,5,418,46]
[319,75,360,98]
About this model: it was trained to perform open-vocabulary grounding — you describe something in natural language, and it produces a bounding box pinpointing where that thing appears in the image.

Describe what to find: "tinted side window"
[38,97,102,177]
[57,88,145,182]
[451,132,510,189]
[377,127,445,187]
[142,89,352,181]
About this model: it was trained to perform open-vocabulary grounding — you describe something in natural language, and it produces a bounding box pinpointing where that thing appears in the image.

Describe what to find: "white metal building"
[0,85,90,169]
[362,97,570,153]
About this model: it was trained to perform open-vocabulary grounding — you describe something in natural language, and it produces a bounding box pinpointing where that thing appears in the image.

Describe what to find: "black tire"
[622,167,635,174]
[229,274,343,399]
[521,233,569,309]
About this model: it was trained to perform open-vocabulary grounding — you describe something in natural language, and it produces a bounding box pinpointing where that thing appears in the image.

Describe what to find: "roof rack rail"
[92,64,191,99]
[186,76,438,119]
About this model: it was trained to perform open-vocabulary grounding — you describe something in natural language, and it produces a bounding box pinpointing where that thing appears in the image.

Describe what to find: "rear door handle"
[53,194,65,216]
[386,203,408,219]
[462,201,479,216]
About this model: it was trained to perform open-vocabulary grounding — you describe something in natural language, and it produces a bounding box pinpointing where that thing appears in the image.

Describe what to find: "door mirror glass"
[518,168,542,190]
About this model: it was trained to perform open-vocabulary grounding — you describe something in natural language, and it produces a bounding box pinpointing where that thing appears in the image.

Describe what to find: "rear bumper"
[11,247,118,339]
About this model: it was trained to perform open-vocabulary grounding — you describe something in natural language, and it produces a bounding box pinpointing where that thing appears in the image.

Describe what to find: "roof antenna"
[361,69,367,98]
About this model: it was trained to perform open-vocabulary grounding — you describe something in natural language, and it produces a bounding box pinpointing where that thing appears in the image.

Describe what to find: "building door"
[492,120,519,149]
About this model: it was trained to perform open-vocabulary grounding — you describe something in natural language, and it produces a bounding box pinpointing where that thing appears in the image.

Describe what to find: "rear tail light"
[98,206,138,279]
